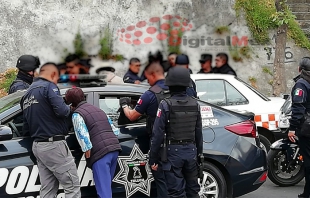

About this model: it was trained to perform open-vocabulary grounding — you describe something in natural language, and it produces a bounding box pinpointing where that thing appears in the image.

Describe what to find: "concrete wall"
[1,0,309,95]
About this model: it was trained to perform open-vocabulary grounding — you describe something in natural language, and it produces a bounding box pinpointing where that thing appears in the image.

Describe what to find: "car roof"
[190,74,236,80]
[59,83,150,94]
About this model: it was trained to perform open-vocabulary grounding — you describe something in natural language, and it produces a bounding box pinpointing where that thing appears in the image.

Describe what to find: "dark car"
[0,83,267,198]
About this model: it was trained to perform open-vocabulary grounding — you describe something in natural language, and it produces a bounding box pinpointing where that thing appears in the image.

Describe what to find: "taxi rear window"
[0,91,25,113]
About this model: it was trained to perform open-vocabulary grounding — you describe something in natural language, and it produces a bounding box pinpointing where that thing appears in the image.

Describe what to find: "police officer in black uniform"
[150,66,203,198]
[8,55,40,94]
[288,57,310,198]
[21,63,81,197]
[119,52,170,197]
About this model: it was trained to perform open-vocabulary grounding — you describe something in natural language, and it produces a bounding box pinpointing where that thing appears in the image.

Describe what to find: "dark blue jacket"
[8,71,33,94]
[123,69,144,83]
[21,77,71,141]
[149,92,203,165]
[289,78,310,133]
[187,79,197,98]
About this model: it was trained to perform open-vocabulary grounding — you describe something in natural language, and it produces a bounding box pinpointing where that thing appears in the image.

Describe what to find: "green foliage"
[262,66,273,76]
[235,0,310,50]
[73,31,87,58]
[235,0,276,44]
[0,68,18,97]
[229,46,243,62]
[248,76,258,88]
[99,28,112,60]
[114,54,124,61]
[214,26,230,34]
[239,46,251,58]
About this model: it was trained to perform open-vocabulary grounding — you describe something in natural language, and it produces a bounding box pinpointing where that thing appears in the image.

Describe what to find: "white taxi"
[191,74,286,151]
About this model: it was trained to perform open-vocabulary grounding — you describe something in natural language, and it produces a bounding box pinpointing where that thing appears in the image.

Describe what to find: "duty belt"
[168,139,195,145]
[35,135,65,142]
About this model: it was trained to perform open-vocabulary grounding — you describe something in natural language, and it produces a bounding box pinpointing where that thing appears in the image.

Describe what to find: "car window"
[225,81,249,106]
[0,91,25,114]
[235,77,270,101]
[98,95,147,126]
[2,112,24,138]
[196,80,227,106]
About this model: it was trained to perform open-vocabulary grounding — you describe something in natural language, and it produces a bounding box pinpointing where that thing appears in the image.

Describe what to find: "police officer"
[213,53,237,76]
[288,57,310,198]
[149,66,203,198]
[21,63,81,198]
[198,54,214,74]
[8,55,40,94]
[123,58,145,84]
[119,58,169,197]
[172,54,197,98]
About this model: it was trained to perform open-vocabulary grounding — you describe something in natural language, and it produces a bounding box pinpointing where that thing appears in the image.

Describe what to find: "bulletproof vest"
[165,96,199,141]
[146,84,170,136]
[75,102,121,168]
[8,80,29,94]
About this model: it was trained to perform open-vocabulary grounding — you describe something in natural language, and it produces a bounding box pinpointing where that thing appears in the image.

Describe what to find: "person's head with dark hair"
[144,61,165,86]
[129,57,141,74]
[57,63,67,75]
[65,54,81,74]
[168,52,178,67]
[39,62,60,84]
[175,54,190,69]
[199,54,213,72]
[215,53,229,68]
[65,87,85,108]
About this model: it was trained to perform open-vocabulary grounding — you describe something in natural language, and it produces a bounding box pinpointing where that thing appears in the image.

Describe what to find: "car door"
[195,79,249,111]
[0,92,95,198]
[93,91,155,197]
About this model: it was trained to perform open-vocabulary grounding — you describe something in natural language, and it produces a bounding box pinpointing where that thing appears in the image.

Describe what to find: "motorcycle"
[268,136,304,186]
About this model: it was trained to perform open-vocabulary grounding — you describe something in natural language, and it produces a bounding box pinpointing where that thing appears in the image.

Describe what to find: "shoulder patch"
[53,88,59,93]
[137,98,143,105]
[294,88,303,96]
[157,109,162,117]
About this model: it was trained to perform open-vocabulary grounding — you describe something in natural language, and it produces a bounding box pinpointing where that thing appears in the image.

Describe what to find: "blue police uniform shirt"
[149,92,203,165]
[135,79,168,117]
[289,78,310,131]
[123,69,144,83]
[21,77,71,140]
[9,80,30,94]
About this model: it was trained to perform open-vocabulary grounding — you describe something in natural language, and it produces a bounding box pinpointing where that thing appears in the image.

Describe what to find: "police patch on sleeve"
[157,109,162,117]
[137,98,143,105]
[294,88,303,96]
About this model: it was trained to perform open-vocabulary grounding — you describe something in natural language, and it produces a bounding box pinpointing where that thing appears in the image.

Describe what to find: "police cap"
[165,66,191,87]
[299,57,310,71]
[16,55,40,72]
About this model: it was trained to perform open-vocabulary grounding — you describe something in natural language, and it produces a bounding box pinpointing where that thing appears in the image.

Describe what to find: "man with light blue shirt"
[65,87,122,198]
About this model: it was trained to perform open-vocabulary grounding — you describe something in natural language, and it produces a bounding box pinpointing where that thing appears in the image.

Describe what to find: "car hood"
[268,97,286,103]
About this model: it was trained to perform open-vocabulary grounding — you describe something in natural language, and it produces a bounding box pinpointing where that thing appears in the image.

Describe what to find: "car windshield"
[0,91,25,114]
[280,95,292,114]
[235,77,270,101]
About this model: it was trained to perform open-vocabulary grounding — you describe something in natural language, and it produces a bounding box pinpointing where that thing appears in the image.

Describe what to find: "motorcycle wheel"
[267,149,304,187]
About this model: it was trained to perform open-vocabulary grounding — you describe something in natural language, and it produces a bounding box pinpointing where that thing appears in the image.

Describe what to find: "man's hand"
[85,150,91,158]
[288,131,296,143]
[151,163,158,171]
[134,80,141,84]
[119,97,131,107]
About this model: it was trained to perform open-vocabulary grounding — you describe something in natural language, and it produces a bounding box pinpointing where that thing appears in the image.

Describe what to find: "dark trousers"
[152,164,168,197]
[299,136,310,197]
[162,144,200,198]
[92,151,119,198]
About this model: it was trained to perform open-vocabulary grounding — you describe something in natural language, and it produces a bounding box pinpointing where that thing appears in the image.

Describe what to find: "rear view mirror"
[282,94,289,100]
[0,125,13,141]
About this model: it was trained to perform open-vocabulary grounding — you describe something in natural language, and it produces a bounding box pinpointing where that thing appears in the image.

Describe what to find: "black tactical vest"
[146,84,170,136]
[164,96,199,141]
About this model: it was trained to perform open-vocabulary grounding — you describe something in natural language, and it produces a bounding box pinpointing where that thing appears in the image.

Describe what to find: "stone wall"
[1,0,310,95]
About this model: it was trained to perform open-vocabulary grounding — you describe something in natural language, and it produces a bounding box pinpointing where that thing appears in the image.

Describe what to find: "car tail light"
[254,171,268,184]
[224,120,257,138]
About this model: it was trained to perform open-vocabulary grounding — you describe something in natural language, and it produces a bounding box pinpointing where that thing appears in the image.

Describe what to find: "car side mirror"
[0,125,13,141]
[282,94,289,100]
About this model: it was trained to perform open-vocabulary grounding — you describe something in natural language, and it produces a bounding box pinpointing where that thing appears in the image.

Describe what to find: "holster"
[198,154,204,180]
[301,114,310,137]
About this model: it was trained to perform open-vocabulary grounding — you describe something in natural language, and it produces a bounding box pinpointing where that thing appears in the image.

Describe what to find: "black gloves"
[119,97,131,107]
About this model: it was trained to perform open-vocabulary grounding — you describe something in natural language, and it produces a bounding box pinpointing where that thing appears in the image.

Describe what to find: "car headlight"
[278,113,290,128]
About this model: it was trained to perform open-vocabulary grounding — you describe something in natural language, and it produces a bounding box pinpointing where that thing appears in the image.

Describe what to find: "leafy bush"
[0,68,18,98]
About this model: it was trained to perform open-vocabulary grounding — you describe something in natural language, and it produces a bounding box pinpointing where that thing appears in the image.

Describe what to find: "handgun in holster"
[198,154,204,180]
[160,133,168,162]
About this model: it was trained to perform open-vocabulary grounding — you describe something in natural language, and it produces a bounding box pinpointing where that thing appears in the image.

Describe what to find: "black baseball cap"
[175,54,189,65]
[199,54,212,63]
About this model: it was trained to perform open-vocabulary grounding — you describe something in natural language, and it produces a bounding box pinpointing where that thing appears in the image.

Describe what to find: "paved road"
[240,178,305,198]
